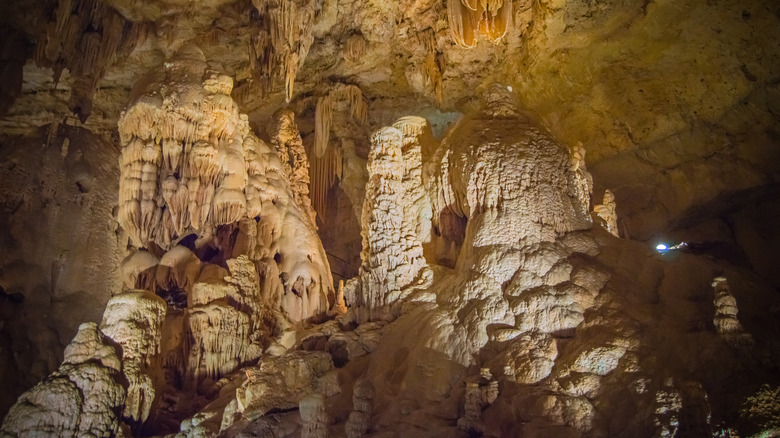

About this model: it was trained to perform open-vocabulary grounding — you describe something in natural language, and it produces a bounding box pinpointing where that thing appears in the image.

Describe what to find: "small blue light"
[656,244,668,251]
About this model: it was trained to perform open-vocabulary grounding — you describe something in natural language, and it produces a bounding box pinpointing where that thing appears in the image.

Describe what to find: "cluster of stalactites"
[314,84,368,157]
[34,0,148,122]
[309,84,367,219]
[418,30,444,105]
[250,0,320,102]
[447,0,512,48]
[117,48,251,249]
[309,144,342,221]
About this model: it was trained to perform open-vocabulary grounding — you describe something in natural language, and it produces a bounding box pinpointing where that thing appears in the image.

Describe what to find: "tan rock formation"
[236,351,336,418]
[100,291,167,426]
[712,276,754,347]
[300,393,328,438]
[117,45,333,322]
[0,323,126,437]
[347,126,430,322]
[345,379,375,438]
[594,189,620,237]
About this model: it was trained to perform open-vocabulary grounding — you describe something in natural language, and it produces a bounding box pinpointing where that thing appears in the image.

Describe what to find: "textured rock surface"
[236,351,336,419]
[1,0,780,435]
[0,323,126,437]
[100,291,167,426]
[0,124,124,415]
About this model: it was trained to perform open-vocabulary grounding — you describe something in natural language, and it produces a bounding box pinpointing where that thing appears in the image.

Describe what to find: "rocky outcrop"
[100,291,167,426]
[0,323,126,437]
[236,351,337,419]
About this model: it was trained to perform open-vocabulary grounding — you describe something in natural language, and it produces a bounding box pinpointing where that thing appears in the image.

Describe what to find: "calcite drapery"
[310,84,367,219]
[250,0,320,101]
[447,0,513,48]
[117,44,333,322]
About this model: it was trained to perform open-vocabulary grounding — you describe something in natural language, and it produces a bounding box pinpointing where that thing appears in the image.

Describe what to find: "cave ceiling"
[0,0,779,239]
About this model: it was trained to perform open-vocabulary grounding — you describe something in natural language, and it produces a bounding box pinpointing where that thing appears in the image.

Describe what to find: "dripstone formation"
[1,0,779,436]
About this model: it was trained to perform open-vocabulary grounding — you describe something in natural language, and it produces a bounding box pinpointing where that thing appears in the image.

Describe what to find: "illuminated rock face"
[100,291,167,426]
[1,0,779,433]
[0,323,126,437]
[116,45,333,322]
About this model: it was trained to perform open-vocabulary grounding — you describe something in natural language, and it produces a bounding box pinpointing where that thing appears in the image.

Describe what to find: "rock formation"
[1,323,126,437]
[594,189,620,237]
[299,393,328,438]
[100,291,167,426]
[1,0,780,436]
[346,126,430,322]
[712,276,754,347]
[345,379,375,438]
[116,44,333,322]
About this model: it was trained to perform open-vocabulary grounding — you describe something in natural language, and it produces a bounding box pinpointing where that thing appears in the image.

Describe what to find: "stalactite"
[344,33,367,62]
[448,0,512,48]
[35,0,143,122]
[424,52,444,105]
[314,84,367,158]
[310,84,365,220]
[314,95,332,158]
[308,142,342,221]
[250,0,321,102]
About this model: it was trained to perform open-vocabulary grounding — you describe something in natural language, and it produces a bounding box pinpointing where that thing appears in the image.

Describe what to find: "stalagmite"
[300,393,329,438]
[345,379,375,438]
[100,291,167,426]
[457,369,498,433]
[593,189,619,237]
[712,277,753,347]
[653,379,682,438]
[346,127,429,322]
[0,323,126,437]
[392,116,435,246]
